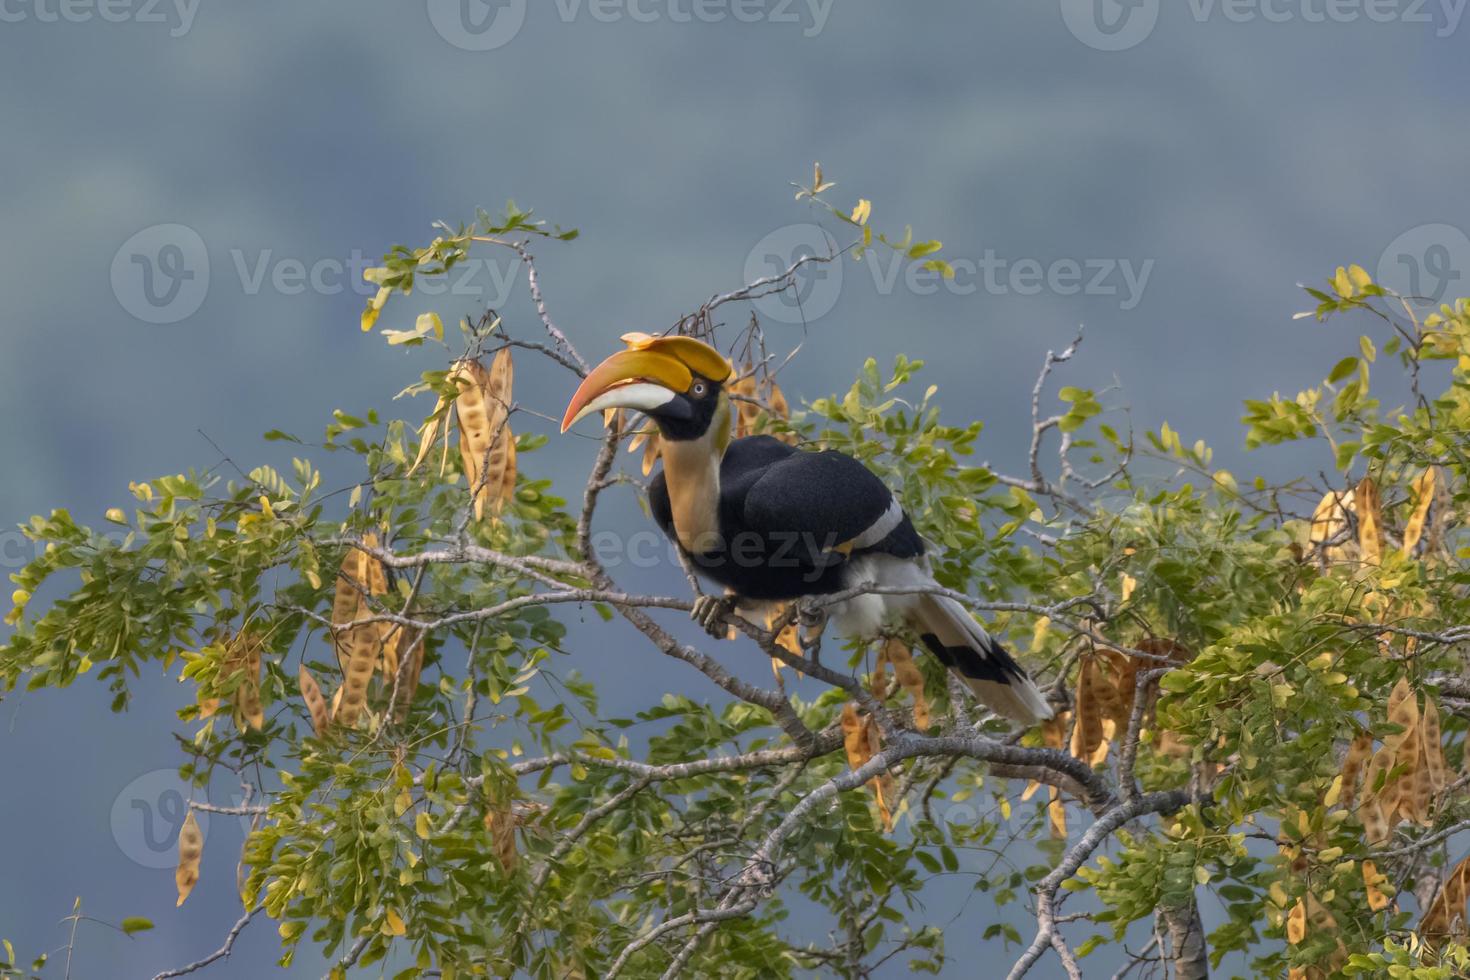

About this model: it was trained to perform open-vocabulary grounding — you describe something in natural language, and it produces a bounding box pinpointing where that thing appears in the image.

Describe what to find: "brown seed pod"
[1286,898,1306,945]
[884,638,930,730]
[1339,732,1372,811]
[1402,468,1437,556]
[485,807,519,874]
[298,664,329,738]
[1355,476,1383,566]
[175,810,203,907]
[1309,489,1352,565]
[1423,697,1447,796]
[392,627,426,724]
[230,632,264,732]
[407,396,449,477]
[1421,855,1470,944]
[453,351,514,523]
[1070,656,1106,764]
[331,549,369,672]
[333,596,380,729]
[1362,859,1391,911]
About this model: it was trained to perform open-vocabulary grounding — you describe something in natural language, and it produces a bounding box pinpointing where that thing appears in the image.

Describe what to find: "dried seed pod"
[1402,468,1436,556]
[176,810,203,906]
[1309,489,1351,564]
[407,396,449,477]
[1362,859,1391,911]
[333,597,380,729]
[1286,898,1307,945]
[227,633,264,732]
[453,351,514,523]
[1423,697,1447,795]
[840,703,868,772]
[729,373,761,439]
[1070,656,1106,764]
[1421,855,1470,944]
[498,434,518,515]
[1024,713,1067,802]
[298,664,329,738]
[1339,732,1372,811]
[1384,678,1419,755]
[766,380,790,421]
[485,806,518,874]
[360,533,389,596]
[331,549,369,672]
[1359,772,1392,845]
[839,704,893,831]
[392,628,425,723]
[867,715,896,833]
[637,427,662,476]
[1355,476,1383,565]
[870,647,891,701]
[884,638,930,730]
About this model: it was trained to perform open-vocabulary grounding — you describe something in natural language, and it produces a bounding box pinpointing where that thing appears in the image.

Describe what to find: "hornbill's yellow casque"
[561,334,1053,724]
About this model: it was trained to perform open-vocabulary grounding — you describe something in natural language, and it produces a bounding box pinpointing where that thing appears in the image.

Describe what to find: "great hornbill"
[560,334,1052,723]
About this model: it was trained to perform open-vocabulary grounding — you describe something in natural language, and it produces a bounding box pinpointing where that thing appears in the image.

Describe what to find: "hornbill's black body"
[562,334,1052,723]
[648,435,925,600]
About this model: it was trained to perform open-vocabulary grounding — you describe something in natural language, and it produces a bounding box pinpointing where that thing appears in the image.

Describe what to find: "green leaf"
[120,917,154,936]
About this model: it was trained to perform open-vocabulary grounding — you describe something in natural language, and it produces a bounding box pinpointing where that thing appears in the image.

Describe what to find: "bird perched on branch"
[561,334,1052,724]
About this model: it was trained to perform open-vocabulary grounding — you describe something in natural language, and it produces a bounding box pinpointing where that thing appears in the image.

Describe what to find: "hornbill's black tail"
[907,592,1053,724]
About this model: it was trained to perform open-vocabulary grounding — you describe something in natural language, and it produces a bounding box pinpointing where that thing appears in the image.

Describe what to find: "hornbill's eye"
[691,381,708,397]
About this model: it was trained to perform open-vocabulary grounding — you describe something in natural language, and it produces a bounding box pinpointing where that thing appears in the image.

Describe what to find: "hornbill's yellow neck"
[558,333,735,553]
[659,392,731,553]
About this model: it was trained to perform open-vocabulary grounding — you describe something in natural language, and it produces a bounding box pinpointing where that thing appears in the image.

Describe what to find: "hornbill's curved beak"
[560,335,733,432]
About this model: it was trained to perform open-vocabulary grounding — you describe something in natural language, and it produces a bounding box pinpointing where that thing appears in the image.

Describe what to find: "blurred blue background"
[1,1,1467,975]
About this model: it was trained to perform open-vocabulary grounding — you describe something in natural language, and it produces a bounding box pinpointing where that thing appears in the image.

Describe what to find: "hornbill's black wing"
[740,448,901,564]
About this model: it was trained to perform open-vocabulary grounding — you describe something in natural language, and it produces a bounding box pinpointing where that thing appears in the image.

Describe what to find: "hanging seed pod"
[497,434,518,516]
[1309,490,1352,565]
[333,597,380,729]
[298,664,329,738]
[453,351,514,523]
[1070,656,1106,763]
[331,549,369,672]
[227,631,266,731]
[485,807,518,874]
[360,533,389,596]
[884,638,930,730]
[407,396,449,477]
[1423,697,1447,796]
[392,628,425,724]
[1339,732,1372,811]
[1362,859,1391,911]
[1402,468,1437,556]
[175,810,203,906]
[1355,476,1383,565]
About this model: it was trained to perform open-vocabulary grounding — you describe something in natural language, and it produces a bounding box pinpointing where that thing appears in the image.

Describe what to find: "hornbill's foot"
[796,599,828,665]
[691,594,736,639]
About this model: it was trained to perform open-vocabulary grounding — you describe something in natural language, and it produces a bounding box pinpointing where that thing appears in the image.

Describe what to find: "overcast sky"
[1,2,1467,976]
